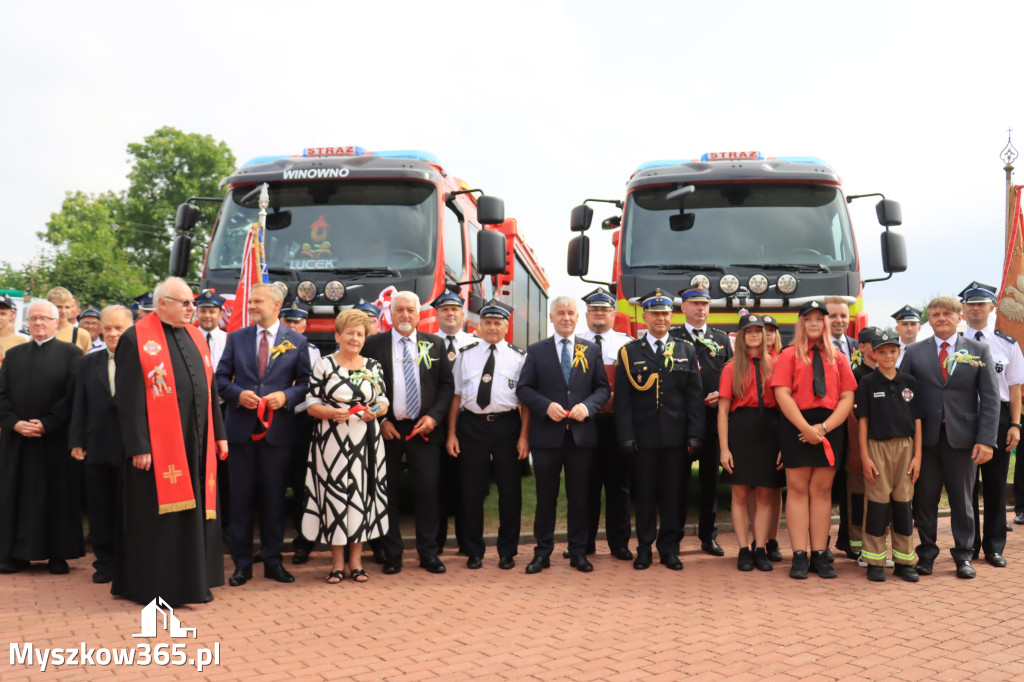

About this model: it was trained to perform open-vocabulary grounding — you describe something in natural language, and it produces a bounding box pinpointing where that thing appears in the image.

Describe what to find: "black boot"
[737,547,754,571]
[809,550,837,578]
[753,547,773,572]
[789,551,809,579]
[765,539,783,562]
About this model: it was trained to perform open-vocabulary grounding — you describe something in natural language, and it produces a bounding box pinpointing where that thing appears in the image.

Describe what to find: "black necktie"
[477,345,496,409]
[655,339,664,356]
[754,359,764,413]
[594,334,603,356]
[447,335,456,355]
[975,331,984,341]
[207,331,213,346]
[811,345,827,398]
[694,328,703,338]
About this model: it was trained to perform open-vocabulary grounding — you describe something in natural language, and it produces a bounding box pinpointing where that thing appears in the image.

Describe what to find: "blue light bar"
[633,159,693,173]
[371,149,440,164]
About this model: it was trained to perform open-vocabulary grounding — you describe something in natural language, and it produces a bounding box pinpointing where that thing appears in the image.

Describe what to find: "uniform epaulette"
[508,343,526,356]
[995,329,1017,345]
[459,341,480,352]
[681,338,694,346]
[709,327,728,337]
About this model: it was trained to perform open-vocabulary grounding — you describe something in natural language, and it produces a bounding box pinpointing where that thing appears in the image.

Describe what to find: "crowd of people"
[0,276,1021,606]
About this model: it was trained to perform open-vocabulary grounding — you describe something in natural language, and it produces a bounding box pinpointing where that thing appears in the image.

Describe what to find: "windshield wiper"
[730,263,830,273]
[631,264,725,272]
[329,267,402,278]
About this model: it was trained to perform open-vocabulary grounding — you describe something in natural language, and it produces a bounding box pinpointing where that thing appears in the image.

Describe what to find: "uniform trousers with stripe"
[862,437,915,566]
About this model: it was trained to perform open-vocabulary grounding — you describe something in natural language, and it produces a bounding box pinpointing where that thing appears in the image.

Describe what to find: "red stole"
[135,313,218,518]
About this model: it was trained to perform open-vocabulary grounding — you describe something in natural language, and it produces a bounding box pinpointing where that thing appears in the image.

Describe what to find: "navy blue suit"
[216,324,311,569]
[517,336,609,558]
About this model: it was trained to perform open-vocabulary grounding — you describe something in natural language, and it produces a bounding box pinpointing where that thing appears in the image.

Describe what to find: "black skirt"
[780,407,847,469]
[724,407,782,487]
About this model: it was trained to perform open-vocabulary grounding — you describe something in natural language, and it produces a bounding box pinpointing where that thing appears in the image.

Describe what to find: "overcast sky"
[2,1,1022,330]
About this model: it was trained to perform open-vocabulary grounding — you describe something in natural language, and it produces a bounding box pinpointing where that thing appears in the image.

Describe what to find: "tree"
[0,127,236,305]
[119,126,236,279]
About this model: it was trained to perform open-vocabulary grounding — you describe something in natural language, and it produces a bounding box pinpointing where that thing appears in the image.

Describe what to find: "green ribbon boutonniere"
[348,368,382,387]
[417,340,434,368]
[696,336,723,356]
[663,340,676,369]
[944,349,984,376]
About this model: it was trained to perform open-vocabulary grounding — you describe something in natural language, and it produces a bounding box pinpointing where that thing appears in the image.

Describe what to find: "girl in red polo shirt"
[719,314,780,572]
[771,301,857,579]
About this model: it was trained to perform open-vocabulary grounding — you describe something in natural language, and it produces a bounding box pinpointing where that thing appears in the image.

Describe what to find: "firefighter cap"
[891,305,922,322]
[761,314,779,329]
[280,301,309,320]
[798,300,826,317]
[640,289,674,312]
[583,287,616,308]
[479,299,512,320]
[872,329,901,349]
[737,313,765,332]
[195,289,225,309]
[353,299,381,318]
[958,281,997,304]
[77,306,100,321]
[0,294,16,310]
[678,286,711,303]
[857,326,881,345]
[430,291,464,309]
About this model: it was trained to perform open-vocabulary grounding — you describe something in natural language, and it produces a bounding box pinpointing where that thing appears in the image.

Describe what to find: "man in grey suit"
[899,296,999,579]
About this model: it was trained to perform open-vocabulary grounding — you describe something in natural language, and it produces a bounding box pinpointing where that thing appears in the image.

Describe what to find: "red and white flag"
[225,222,269,333]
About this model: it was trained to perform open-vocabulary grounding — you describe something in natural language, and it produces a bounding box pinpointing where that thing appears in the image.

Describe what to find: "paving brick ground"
[3,515,1024,680]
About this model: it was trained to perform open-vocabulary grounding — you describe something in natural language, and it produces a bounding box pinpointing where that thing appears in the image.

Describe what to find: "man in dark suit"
[671,286,731,555]
[69,304,132,583]
[517,296,610,573]
[362,290,454,574]
[216,283,311,586]
[616,290,704,570]
[899,296,999,579]
[826,296,860,559]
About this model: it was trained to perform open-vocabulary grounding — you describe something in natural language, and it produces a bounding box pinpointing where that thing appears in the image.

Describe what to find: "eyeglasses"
[27,316,57,323]
[162,296,196,308]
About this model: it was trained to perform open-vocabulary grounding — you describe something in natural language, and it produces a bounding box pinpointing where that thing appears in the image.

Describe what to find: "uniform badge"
[143,340,162,356]
[482,374,492,383]
[448,351,457,362]
[996,362,1005,374]
[902,388,914,402]
[508,378,515,389]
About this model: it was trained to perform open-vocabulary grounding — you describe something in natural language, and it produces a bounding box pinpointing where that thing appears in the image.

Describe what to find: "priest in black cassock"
[113,277,228,606]
[0,299,84,574]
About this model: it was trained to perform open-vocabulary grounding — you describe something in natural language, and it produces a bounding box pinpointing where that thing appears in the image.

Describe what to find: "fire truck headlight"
[719,274,740,295]
[777,274,798,295]
[272,281,290,301]
[297,281,318,302]
[748,274,769,295]
[324,280,346,302]
[690,274,711,291]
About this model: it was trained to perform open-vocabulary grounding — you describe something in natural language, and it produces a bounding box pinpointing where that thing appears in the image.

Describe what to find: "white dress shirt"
[577,327,632,365]
[963,324,1024,402]
[254,320,280,356]
[453,339,525,413]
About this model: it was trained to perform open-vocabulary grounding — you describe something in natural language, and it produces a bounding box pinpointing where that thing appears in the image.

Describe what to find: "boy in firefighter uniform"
[854,330,923,582]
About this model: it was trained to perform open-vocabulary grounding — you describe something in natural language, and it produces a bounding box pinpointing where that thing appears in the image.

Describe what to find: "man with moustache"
[70,305,133,583]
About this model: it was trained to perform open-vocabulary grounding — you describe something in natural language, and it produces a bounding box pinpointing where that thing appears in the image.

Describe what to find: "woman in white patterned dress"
[302,310,389,583]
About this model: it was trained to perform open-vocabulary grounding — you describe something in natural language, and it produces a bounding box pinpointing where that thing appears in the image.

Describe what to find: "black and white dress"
[301,356,389,545]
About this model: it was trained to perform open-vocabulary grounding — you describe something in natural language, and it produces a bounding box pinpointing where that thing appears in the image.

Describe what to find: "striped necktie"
[402,336,421,417]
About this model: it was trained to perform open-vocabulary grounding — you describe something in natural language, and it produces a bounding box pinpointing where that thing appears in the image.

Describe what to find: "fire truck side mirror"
[567,234,590,277]
[476,230,508,276]
[880,231,907,273]
[175,203,201,232]
[570,204,593,232]
[476,196,505,225]
[169,233,192,277]
[875,199,902,227]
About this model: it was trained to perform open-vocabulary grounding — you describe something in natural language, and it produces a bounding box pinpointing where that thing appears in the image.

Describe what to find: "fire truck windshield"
[206,180,438,273]
[622,183,857,271]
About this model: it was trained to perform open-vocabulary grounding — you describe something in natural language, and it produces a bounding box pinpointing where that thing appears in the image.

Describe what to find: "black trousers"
[456,411,522,559]
[436,417,465,553]
[914,425,977,564]
[633,446,685,558]
[228,440,291,568]
[586,415,632,551]
[680,406,719,541]
[972,403,1011,555]
[85,461,119,572]
[532,430,591,558]
[216,405,231,535]
[382,419,442,561]
[290,412,316,552]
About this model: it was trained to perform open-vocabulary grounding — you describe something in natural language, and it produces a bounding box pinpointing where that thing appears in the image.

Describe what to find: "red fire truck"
[567,151,906,339]
[171,147,549,350]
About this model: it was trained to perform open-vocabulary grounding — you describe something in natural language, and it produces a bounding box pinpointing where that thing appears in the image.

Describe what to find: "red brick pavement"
[3,515,1024,680]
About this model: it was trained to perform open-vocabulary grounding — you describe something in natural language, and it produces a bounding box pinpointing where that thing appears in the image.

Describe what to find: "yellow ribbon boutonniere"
[663,340,675,369]
[269,339,296,359]
[417,340,434,368]
[850,348,863,368]
[944,349,984,376]
[572,344,589,372]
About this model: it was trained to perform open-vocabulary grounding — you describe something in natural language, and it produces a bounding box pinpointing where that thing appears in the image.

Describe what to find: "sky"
[2,0,1022,332]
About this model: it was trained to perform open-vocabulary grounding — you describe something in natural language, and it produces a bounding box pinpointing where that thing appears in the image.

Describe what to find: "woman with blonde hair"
[302,309,389,583]
[771,301,856,579]
[719,314,780,572]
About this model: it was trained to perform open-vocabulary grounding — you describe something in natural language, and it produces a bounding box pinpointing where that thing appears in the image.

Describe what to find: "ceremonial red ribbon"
[405,430,428,442]
[348,405,366,416]
[821,436,835,467]
[253,397,275,441]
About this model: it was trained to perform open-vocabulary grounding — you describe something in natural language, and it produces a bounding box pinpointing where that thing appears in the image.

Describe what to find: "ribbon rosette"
[416,340,434,368]
[663,340,676,369]
[347,368,382,387]
[571,344,589,372]
[269,339,296,359]
[943,349,984,377]
[696,336,723,356]
[850,348,863,368]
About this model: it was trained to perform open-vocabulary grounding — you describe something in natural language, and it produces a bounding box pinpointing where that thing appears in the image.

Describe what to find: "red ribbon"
[253,397,275,441]
[821,435,835,467]
[348,405,366,416]
[405,430,428,442]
